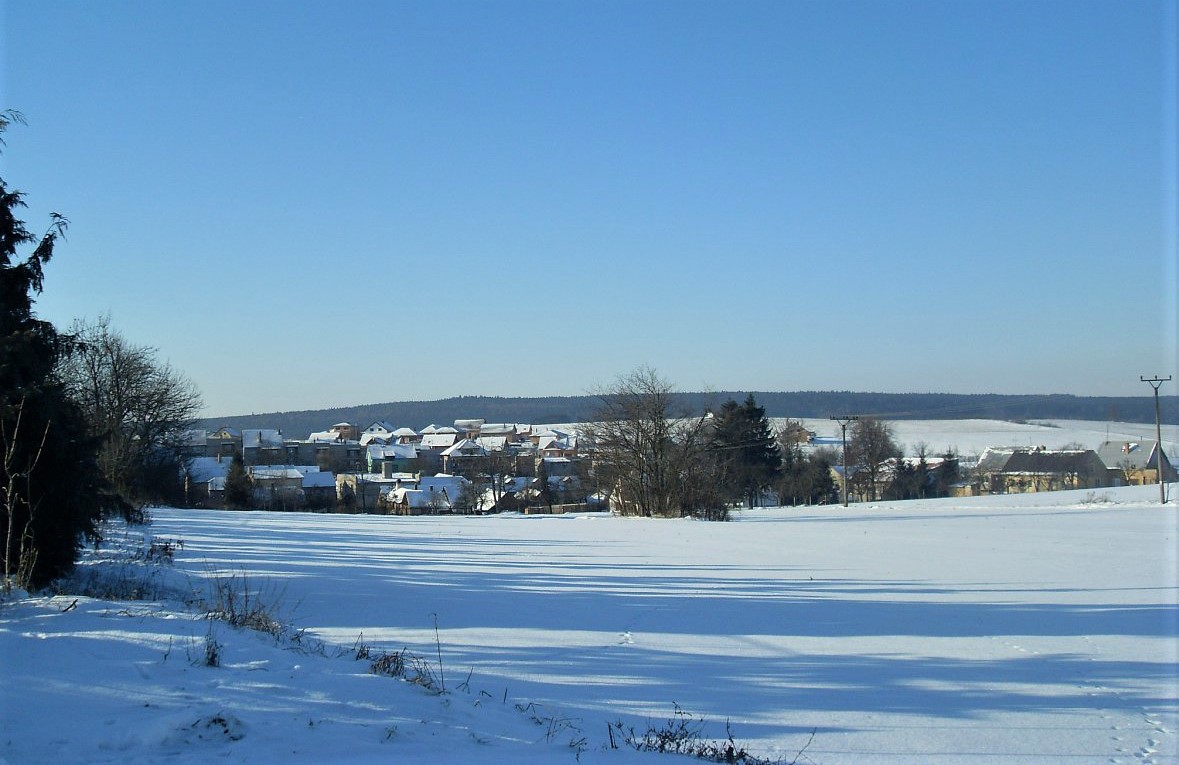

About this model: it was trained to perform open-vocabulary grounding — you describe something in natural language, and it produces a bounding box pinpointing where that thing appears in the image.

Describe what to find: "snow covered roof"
[475,436,508,451]
[308,431,341,443]
[367,443,418,460]
[417,474,470,496]
[420,433,458,449]
[242,429,284,448]
[364,421,396,435]
[181,430,208,446]
[392,427,418,437]
[997,448,1101,476]
[538,434,575,451]
[301,472,336,489]
[1096,440,1165,470]
[248,467,304,480]
[976,447,1018,474]
[503,476,534,493]
[384,487,450,509]
[184,457,229,483]
[441,439,487,458]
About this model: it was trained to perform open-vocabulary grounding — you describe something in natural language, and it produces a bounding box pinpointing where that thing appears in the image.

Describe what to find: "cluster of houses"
[833,440,1174,503]
[180,417,1175,514]
[180,419,587,514]
[969,440,1174,495]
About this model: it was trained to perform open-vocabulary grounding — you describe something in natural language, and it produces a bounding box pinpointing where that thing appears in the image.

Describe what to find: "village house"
[335,472,412,512]
[392,427,420,444]
[366,443,419,475]
[440,439,488,474]
[204,426,242,458]
[181,455,230,507]
[973,446,1109,494]
[454,419,485,439]
[382,485,452,515]
[360,421,397,445]
[479,423,520,442]
[1096,440,1176,486]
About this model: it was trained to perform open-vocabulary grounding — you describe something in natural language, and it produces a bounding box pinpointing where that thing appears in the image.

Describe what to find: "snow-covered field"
[2,420,1176,765]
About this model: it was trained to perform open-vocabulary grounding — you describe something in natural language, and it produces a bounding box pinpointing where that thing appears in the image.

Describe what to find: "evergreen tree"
[1,110,110,588]
[535,458,554,511]
[776,438,802,505]
[711,394,781,508]
[933,451,961,498]
[223,452,252,509]
[884,458,918,500]
[915,451,931,499]
[778,443,838,507]
[805,451,838,505]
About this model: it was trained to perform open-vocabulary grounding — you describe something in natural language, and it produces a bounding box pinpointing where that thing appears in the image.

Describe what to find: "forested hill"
[199,392,1177,437]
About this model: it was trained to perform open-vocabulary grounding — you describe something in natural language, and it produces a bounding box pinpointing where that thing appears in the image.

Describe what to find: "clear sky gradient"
[3,1,1176,417]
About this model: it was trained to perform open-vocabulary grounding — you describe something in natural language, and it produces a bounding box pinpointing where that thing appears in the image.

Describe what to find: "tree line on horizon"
[202,390,1176,439]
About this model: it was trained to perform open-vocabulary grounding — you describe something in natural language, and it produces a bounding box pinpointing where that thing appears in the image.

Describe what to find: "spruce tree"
[535,457,554,511]
[223,451,253,509]
[711,394,781,508]
[805,451,837,505]
[933,452,961,498]
[1,110,110,588]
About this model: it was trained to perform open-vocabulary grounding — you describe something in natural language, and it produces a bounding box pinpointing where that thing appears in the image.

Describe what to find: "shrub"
[202,571,289,638]
[608,704,792,765]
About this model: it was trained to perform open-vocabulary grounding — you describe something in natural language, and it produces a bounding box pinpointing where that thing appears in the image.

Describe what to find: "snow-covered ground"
[2,425,1176,764]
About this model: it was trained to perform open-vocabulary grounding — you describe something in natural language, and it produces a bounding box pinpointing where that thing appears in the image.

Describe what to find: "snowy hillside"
[2,487,1175,763]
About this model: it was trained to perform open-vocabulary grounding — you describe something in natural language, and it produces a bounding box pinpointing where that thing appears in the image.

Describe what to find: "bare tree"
[2,400,48,586]
[579,367,723,519]
[845,417,902,502]
[60,316,203,511]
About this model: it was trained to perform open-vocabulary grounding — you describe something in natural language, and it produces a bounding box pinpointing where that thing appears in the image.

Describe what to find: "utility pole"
[1141,376,1171,504]
[831,415,859,507]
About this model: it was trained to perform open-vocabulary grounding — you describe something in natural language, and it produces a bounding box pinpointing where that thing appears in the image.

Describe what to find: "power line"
[830,415,858,507]
[1141,376,1172,504]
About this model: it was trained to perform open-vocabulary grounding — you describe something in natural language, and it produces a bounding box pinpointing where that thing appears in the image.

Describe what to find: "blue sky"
[2,0,1176,417]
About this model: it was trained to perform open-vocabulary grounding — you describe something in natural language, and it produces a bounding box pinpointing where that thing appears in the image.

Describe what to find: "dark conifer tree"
[885,458,918,500]
[1,110,110,588]
[933,452,961,498]
[535,457,554,511]
[915,451,931,499]
[223,451,253,509]
[777,444,837,507]
[805,451,837,505]
[711,394,781,508]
